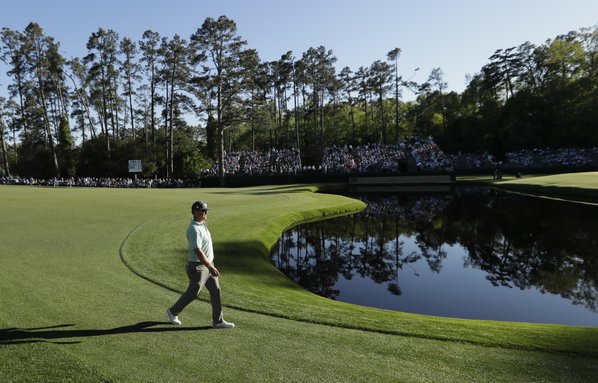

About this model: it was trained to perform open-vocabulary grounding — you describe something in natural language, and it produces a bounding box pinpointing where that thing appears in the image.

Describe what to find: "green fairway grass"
[498,171,598,189]
[460,171,598,204]
[1,183,598,382]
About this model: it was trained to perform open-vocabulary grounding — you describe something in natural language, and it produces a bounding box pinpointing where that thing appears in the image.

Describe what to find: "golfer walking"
[166,201,235,329]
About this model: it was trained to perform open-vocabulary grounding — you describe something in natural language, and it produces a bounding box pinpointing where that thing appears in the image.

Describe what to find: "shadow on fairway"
[0,321,212,345]
[213,185,320,195]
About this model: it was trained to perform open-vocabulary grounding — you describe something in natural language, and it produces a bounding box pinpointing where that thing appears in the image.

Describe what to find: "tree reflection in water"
[272,187,598,316]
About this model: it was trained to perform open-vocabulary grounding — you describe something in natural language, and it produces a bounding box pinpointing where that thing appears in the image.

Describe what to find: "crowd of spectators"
[3,140,598,188]
[321,137,454,174]
[204,148,302,176]
[504,147,598,168]
[321,143,406,173]
[446,147,598,170]
[0,176,197,188]
[446,152,497,170]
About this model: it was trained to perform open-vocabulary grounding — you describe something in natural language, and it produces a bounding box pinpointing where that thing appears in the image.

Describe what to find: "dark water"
[271,187,598,326]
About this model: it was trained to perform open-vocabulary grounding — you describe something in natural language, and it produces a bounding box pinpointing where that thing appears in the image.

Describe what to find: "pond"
[271,187,598,327]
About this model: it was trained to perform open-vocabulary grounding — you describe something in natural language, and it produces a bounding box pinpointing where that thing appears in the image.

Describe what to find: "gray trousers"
[169,262,223,324]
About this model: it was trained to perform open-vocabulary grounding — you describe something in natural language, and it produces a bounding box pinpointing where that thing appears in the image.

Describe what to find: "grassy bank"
[460,171,598,204]
[1,183,597,382]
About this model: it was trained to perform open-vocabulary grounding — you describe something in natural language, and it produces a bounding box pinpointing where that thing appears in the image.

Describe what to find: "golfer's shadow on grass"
[0,321,212,345]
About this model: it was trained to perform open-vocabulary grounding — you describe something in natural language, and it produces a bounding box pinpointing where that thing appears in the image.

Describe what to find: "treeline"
[0,16,597,179]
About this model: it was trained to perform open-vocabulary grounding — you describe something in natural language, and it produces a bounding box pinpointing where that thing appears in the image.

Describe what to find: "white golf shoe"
[213,320,235,329]
[166,309,181,325]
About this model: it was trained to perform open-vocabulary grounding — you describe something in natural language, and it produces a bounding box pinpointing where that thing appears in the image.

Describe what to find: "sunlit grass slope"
[468,171,598,203]
[498,171,598,189]
[1,184,597,382]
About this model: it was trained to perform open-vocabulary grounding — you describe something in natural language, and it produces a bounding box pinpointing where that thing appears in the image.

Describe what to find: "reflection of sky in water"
[273,189,598,327]
[335,236,598,326]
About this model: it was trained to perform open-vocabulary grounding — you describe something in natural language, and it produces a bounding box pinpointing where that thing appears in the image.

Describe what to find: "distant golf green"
[1,181,597,382]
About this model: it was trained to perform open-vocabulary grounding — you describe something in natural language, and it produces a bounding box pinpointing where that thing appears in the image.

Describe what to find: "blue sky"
[1,0,597,100]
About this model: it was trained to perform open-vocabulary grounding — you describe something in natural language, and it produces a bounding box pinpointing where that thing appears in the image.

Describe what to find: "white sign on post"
[128,160,142,173]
